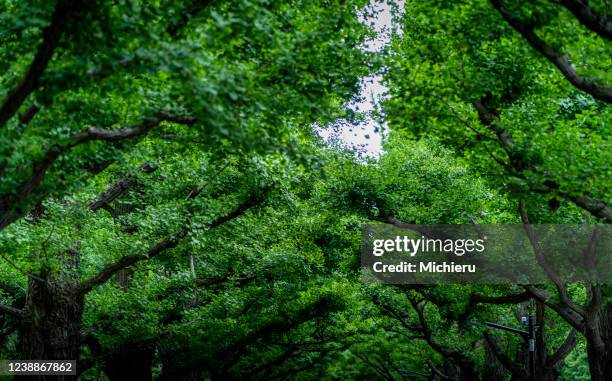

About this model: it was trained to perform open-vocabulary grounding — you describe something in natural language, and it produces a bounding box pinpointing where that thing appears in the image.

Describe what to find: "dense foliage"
[0,0,609,380]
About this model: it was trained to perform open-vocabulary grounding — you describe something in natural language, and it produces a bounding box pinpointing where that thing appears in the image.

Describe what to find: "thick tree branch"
[88,163,157,212]
[524,286,585,331]
[77,185,272,294]
[546,329,577,368]
[568,194,612,223]
[490,0,612,103]
[557,0,612,40]
[408,297,474,369]
[519,199,585,317]
[18,104,40,125]
[0,303,23,318]
[373,297,422,332]
[71,113,196,145]
[472,100,515,152]
[0,0,84,129]
[0,113,196,230]
[458,291,531,321]
[77,232,186,295]
[483,331,527,379]
[471,100,612,223]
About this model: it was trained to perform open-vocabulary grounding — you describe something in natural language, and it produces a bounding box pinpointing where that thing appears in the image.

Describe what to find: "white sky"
[316,0,403,158]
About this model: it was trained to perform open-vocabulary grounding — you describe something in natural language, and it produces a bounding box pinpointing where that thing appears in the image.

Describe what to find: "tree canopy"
[0,0,609,380]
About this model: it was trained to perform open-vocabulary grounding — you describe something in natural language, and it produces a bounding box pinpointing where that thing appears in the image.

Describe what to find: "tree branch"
[546,329,577,368]
[19,104,40,125]
[472,99,515,152]
[409,297,467,364]
[524,286,585,331]
[568,193,612,223]
[0,0,84,129]
[489,0,612,103]
[77,231,185,295]
[0,303,23,318]
[471,100,612,223]
[217,295,337,371]
[0,113,196,230]
[77,185,272,294]
[88,163,157,212]
[483,331,527,379]
[519,200,585,317]
[557,0,612,40]
[458,291,531,321]
[244,345,299,378]
[425,360,454,381]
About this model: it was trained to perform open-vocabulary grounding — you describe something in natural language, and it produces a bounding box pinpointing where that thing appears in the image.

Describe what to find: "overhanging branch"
[557,0,612,40]
[77,185,273,294]
[524,286,585,331]
[490,0,612,103]
[471,100,612,223]
[0,113,196,230]
[0,0,85,129]
[458,291,531,321]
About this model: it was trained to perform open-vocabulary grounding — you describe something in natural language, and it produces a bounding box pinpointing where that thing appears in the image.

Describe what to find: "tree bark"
[585,303,612,381]
[18,278,84,381]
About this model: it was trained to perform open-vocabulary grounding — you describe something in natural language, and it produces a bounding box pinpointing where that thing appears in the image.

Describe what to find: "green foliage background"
[0,0,609,380]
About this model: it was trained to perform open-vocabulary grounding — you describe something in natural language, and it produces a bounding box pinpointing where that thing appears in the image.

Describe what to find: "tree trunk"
[585,303,612,381]
[103,343,155,381]
[18,278,84,381]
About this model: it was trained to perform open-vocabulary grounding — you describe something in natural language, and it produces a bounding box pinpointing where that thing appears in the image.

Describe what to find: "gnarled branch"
[471,100,612,223]
[490,0,612,103]
[524,286,585,331]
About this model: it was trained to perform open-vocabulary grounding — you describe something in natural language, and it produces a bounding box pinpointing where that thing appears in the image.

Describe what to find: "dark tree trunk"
[18,278,84,381]
[585,303,612,381]
[103,343,155,381]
